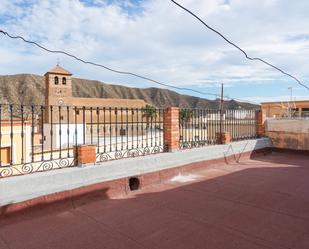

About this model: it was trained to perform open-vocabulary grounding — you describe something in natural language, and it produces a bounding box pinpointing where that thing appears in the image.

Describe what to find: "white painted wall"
[43,124,84,149]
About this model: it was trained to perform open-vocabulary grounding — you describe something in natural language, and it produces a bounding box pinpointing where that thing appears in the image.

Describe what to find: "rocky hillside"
[0,74,258,109]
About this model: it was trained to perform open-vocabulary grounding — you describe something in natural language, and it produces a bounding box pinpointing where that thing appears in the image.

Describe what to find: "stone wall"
[266,119,309,150]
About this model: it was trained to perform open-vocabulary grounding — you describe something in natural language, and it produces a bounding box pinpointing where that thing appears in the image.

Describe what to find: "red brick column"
[73,144,97,165]
[163,107,180,152]
[255,110,265,137]
[216,132,231,144]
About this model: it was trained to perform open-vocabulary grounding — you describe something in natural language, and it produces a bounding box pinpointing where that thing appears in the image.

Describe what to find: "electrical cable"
[170,0,309,91]
[0,29,221,98]
[0,29,262,106]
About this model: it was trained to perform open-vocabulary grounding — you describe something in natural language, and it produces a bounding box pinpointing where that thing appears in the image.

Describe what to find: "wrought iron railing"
[0,104,164,178]
[0,104,260,177]
[91,107,164,161]
[179,108,258,149]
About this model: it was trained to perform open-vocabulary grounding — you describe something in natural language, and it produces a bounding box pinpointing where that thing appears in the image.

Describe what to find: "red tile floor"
[0,152,309,249]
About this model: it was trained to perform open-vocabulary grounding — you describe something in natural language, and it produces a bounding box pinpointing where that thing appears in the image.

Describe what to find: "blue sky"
[0,0,309,103]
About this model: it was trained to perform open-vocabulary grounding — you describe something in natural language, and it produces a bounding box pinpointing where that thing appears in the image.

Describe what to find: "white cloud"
[0,0,309,98]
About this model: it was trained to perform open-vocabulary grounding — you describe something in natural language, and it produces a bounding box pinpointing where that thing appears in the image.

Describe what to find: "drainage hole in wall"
[129,177,140,191]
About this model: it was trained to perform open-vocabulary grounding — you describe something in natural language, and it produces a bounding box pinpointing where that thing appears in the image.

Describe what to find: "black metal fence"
[0,104,259,178]
[0,104,164,178]
[179,108,258,149]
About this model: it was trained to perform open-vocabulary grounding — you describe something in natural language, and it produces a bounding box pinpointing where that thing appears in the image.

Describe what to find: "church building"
[45,65,146,120]
[43,65,148,149]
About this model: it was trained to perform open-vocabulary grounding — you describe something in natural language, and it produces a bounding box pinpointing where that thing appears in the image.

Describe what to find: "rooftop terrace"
[1,151,308,249]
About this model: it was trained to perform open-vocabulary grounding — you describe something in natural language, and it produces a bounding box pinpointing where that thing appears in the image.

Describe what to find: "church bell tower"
[45,65,73,106]
[44,65,73,123]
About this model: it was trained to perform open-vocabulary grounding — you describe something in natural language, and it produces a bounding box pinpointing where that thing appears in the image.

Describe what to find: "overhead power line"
[170,0,309,91]
[227,96,260,105]
[0,29,220,98]
[0,29,261,105]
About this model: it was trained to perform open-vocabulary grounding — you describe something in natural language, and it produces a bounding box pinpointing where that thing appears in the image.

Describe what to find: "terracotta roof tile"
[45,65,72,76]
[67,97,146,108]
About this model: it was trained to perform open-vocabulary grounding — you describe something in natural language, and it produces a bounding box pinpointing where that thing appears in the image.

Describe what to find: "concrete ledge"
[0,138,272,213]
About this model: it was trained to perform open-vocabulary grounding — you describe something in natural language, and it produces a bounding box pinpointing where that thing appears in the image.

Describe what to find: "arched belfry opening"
[44,65,73,123]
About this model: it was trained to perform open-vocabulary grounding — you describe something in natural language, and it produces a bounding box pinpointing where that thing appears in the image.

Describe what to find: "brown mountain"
[0,74,258,109]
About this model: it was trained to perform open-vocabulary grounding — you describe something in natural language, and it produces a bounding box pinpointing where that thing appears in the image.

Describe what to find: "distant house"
[0,120,31,166]
[261,100,309,119]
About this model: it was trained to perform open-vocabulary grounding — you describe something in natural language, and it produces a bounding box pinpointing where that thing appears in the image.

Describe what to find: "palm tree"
[142,105,157,129]
[179,109,194,147]
[180,109,193,125]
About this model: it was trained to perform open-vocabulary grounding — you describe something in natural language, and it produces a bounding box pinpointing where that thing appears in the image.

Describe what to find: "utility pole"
[219,83,224,144]
[288,87,293,118]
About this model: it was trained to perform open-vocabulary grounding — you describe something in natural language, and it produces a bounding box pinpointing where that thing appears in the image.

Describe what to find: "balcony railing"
[179,108,258,149]
[0,104,261,178]
[0,104,164,177]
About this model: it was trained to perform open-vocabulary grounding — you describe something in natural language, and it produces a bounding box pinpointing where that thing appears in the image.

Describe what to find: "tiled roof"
[45,65,72,76]
[68,97,146,108]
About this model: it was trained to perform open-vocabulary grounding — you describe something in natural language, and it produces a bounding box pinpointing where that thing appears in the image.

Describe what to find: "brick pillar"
[255,110,265,137]
[73,144,97,165]
[216,132,231,144]
[163,107,179,152]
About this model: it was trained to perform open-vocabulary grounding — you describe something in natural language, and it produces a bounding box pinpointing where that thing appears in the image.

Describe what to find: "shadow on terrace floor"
[251,150,309,167]
[0,152,309,249]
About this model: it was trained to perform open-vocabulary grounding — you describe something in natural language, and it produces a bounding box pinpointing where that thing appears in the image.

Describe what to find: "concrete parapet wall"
[0,138,271,210]
[266,119,309,133]
[266,119,309,150]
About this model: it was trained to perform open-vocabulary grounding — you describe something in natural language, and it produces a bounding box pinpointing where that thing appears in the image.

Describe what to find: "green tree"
[180,109,193,125]
[142,105,157,128]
